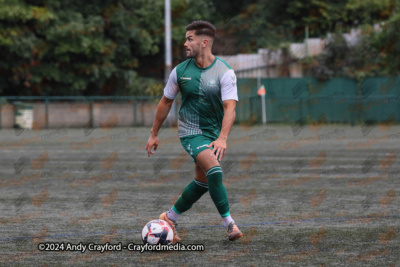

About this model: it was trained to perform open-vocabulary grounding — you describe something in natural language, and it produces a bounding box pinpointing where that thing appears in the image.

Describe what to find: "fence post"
[133,101,137,126]
[89,100,94,128]
[45,97,49,129]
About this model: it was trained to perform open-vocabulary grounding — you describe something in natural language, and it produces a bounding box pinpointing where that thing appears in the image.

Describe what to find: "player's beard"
[186,46,199,58]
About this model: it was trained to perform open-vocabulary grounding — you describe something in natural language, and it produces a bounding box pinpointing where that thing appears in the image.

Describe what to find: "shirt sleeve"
[220,69,238,101]
[163,67,179,100]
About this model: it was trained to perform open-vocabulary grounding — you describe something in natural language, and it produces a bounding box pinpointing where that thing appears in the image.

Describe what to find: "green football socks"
[206,166,230,217]
[173,180,208,214]
[172,166,230,219]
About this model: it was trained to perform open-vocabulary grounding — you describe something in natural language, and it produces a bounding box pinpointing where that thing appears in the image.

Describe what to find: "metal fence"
[237,77,400,124]
[0,96,163,129]
[0,76,399,129]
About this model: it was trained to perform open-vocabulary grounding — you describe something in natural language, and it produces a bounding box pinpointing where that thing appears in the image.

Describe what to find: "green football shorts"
[180,134,215,162]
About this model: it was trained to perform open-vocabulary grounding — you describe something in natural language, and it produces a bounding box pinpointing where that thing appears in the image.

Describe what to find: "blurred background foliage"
[0,0,398,96]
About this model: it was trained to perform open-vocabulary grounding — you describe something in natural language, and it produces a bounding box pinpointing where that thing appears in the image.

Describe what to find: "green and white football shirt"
[164,57,238,139]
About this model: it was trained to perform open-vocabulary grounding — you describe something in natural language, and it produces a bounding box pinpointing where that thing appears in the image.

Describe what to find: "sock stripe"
[207,170,222,176]
[194,180,208,188]
[207,166,221,173]
[206,166,222,176]
[194,180,208,186]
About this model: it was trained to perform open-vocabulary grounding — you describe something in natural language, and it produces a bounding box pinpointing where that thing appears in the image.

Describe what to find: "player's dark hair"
[186,20,216,39]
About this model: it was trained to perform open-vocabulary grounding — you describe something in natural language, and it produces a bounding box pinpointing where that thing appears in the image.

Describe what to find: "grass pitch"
[0,124,399,266]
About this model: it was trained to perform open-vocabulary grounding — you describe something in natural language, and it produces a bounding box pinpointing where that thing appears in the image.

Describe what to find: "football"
[141,219,174,245]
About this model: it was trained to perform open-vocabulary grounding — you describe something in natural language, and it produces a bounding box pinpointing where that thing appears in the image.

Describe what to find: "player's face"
[184,30,201,58]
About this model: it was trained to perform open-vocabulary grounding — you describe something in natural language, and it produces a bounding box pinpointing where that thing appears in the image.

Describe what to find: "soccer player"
[145,20,242,242]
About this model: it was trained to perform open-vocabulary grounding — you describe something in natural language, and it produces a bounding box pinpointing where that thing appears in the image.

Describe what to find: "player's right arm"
[145,68,179,157]
[145,96,174,157]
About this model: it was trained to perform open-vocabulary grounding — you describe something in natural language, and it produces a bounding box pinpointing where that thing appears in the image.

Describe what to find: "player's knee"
[195,163,207,183]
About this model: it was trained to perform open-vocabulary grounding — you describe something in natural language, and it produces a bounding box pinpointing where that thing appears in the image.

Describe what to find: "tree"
[0,0,169,96]
[0,0,397,96]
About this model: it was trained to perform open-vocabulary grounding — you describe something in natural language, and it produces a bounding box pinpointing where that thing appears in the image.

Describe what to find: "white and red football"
[141,219,173,245]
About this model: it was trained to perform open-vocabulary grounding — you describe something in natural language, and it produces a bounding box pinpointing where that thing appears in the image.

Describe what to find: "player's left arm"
[209,100,236,161]
[208,69,238,161]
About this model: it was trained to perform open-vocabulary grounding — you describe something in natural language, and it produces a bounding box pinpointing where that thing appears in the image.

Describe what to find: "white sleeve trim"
[220,69,238,101]
[163,67,179,100]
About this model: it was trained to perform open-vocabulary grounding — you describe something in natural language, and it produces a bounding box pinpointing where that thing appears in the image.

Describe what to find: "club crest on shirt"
[208,79,217,86]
